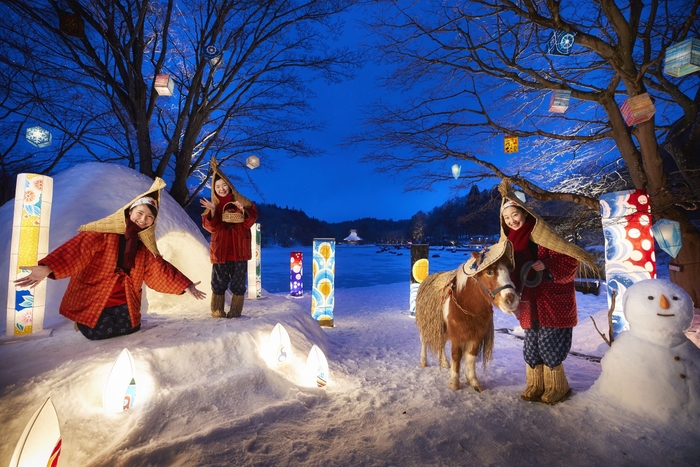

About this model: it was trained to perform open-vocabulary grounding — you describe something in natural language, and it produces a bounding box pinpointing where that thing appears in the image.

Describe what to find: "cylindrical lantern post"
[247,223,262,299]
[599,189,656,336]
[312,238,335,327]
[290,251,303,297]
[6,174,53,337]
[410,244,429,317]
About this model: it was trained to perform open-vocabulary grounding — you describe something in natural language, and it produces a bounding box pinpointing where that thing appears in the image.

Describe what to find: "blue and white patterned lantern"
[651,219,682,258]
[25,126,52,148]
[203,45,222,66]
[546,31,575,56]
[664,38,700,78]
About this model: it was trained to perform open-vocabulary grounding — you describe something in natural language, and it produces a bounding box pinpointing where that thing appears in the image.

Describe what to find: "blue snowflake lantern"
[25,126,52,148]
[546,31,575,56]
[203,45,222,66]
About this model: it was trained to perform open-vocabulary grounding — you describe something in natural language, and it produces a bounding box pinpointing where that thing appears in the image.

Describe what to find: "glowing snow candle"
[265,323,292,367]
[290,251,303,297]
[410,245,429,317]
[103,348,137,413]
[9,397,62,467]
[305,344,329,388]
[7,174,53,337]
[312,238,335,327]
[247,223,262,299]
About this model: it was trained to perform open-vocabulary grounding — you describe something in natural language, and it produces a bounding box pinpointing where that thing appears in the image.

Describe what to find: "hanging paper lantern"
[549,90,571,113]
[546,31,576,55]
[154,74,175,96]
[103,348,137,413]
[59,11,84,37]
[513,191,526,203]
[599,189,656,337]
[664,38,700,78]
[246,155,260,169]
[451,164,461,180]
[651,219,682,258]
[410,245,429,317]
[7,174,53,337]
[247,223,262,298]
[8,398,62,467]
[504,135,519,153]
[203,45,222,66]
[265,323,292,367]
[312,238,335,327]
[305,344,329,388]
[620,93,656,126]
[290,251,303,297]
[25,126,52,148]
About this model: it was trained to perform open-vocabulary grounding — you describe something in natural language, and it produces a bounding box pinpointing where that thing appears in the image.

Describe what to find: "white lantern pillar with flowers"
[247,223,262,299]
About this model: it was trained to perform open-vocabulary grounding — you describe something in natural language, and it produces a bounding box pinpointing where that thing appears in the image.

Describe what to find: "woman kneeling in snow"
[14,178,206,340]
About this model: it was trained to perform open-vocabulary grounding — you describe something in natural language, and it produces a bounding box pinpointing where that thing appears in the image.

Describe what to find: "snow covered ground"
[1,163,699,467]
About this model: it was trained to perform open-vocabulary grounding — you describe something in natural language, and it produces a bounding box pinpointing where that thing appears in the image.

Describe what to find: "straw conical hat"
[78,177,165,257]
[202,156,252,219]
[498,180,599,277]
[462,239,515,276]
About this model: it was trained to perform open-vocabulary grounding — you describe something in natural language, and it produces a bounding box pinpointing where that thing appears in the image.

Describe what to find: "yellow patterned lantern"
[504,135,519,154]
[620,93,656,126]
[312,238,335,327]
[7,174,53,337]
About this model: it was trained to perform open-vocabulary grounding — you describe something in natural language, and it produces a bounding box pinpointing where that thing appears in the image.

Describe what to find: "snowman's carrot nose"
[660,294,670,309]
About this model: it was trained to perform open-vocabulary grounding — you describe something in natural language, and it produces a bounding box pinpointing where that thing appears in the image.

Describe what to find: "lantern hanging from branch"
[203,45,222,66]
[305,344,329,388]
[504,135,518,154]
[25,126,52,148]
[549,90,571,113]
[451,164,461,180]
[59,11,84,37]
[9,397,62,467]
[620,93,656,126]
[7,174,53,337]
[410,245,429,317]
[290,251,303,297]
[246,155,260,169]
[599,189,656,337]
[103,348,137,413]
[664,37,700,78]
[154,74,175,96]
[247,223,262,298]
[546,31,575,55]
[265,323,292,367]
[312,238,335,327]
[651,219,682,258]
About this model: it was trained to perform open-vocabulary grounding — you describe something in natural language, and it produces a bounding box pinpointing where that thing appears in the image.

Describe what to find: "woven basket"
[222,202,245,223]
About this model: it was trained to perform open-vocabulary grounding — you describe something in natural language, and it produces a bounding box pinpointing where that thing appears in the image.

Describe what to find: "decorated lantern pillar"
[312,238,335,327]
[6,174,53,337]
[290,251,303,297]
[247,223,262,299]
[599,189,656,336]
[410,244,429,317]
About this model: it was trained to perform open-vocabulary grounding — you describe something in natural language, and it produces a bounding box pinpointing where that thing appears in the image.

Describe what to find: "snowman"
[593,279,700,423]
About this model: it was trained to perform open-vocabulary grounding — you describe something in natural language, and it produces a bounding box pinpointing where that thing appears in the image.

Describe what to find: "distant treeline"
[187,185,503,247]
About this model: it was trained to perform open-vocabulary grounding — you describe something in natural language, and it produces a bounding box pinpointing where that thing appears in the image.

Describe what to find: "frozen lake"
[260,244,477,293]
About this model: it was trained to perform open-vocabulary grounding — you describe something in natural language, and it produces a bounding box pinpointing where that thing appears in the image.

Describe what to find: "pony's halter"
[460,263,515,302]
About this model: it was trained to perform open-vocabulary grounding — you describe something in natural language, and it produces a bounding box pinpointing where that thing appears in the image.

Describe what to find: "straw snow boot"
[211,293,226,318]
[521,364,544,402]
[541,364,572,405]
[227,294,244,318]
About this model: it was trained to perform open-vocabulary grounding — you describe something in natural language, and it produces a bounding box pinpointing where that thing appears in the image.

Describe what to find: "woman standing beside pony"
[499,186,597,405]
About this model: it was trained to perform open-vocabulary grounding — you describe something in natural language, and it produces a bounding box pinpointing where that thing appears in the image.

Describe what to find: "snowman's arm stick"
[589,290,616,347]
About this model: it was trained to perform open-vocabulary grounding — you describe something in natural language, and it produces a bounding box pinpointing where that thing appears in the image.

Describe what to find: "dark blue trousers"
[77,303,140,340]
[211,261,247,296]
[523,324,572,369]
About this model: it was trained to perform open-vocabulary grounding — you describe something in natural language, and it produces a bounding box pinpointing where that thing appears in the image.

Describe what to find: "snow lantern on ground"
[312,238,335,327]
[620,93,656,126]
[651,219,682,258]
[451,164,461,180]
[504,135,518,153]
[103,348,137,414]
[203,44,222,66]
[305,344,329,388]
[8,397,62,467]
[664,38,700,78]
[549,90,571,113]
[6,174,53,337]
[154,74,175,96]
[410,244,429,317]
[599,189,656,336]
[265,323,292,367]
[546,31,575,55]
[247,223,262,299]
[25,126,52,148]
[290,251,303,297]
[246,155,260,169]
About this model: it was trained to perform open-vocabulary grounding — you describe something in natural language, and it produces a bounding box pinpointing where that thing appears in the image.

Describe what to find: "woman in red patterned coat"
[14,179,206,340]
[500,188,597,405]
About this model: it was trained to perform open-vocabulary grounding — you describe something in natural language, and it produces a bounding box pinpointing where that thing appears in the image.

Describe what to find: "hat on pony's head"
[77,177,165,257]
[462,239,514,276]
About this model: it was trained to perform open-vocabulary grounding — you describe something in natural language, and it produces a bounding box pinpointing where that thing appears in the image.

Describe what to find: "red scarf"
[217,192,233,215]
[123,218,144,270]
[506,216,536,253]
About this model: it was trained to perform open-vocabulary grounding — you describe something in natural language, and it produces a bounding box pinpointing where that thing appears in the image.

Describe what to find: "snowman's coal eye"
[672,296,679,301]
[647,296,654,300]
